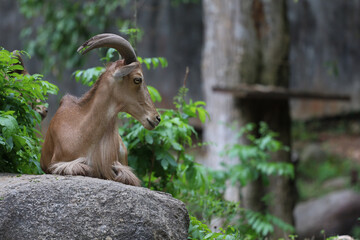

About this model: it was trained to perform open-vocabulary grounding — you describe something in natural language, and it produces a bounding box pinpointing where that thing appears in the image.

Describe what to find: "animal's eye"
[134,78,142,84]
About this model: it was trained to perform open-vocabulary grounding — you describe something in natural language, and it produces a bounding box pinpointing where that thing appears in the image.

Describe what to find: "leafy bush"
[188,216,239,240]
[223,122,294,187]
[120,86,208,190]
[18,0,169,76]
[0,48,58,173]
[220,122,295,236]
[17,0,133,73]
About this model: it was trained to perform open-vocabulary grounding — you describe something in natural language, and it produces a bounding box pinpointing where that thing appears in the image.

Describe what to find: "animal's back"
[59,94,79,107]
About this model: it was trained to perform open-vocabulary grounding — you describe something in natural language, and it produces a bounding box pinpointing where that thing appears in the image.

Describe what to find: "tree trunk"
[202,0,295,237]
[202,0,245,205]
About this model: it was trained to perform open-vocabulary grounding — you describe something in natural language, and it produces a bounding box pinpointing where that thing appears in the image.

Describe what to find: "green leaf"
[5,136,14,151]
[0,136,5,145]
[73,67,104,86]
[10,64,24,71]
[204,233,214,239]
[147,85,162,102]
[136,56,143,63]
[145,134,153,144]
[101,48,117,63]
[161,159,169,170]
[171,142,183,151]
[0,114,18,139]
[158,57,168,68]
[143,58,152,70]
[151,58,159,69]
[156,150,177,169]
[194,101,206,106]
[197,108,207,123]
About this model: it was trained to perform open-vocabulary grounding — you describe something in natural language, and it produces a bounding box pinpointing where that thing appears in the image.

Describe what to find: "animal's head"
[77,33,160,130]
[32,99,48,120]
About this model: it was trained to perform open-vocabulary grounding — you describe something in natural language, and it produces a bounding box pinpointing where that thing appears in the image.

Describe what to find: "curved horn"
[77,33,137,64]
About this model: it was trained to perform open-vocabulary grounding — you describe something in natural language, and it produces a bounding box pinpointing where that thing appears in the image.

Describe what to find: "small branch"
[183,66,189,87]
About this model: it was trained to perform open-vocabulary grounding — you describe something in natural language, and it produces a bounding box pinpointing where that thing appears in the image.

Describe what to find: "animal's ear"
[113,62,139,79]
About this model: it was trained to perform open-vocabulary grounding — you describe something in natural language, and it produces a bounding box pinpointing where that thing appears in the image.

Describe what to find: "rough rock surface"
[0,173,189,240]
[299,142,327,163]
[294,189,360,239]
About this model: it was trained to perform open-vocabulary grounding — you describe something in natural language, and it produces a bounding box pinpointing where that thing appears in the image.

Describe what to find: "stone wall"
[288,0,360,119]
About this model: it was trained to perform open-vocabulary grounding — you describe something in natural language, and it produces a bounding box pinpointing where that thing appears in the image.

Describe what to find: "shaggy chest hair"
[90,128,120,180]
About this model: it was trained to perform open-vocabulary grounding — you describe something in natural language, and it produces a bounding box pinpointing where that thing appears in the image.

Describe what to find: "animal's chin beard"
[145,118,156,130]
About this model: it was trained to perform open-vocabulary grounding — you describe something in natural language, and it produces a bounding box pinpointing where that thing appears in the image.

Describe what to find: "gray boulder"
[0,174,189,240]
[294,189,360,239]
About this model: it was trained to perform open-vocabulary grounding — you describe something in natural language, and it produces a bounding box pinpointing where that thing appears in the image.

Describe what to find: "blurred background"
[2,0,360,239]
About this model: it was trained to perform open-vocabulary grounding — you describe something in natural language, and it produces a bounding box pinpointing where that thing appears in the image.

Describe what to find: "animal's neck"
[79,79,123,178]
[80,79,123,138]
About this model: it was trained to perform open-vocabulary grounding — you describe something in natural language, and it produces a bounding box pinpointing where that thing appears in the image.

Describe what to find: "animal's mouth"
[147,118,156,129]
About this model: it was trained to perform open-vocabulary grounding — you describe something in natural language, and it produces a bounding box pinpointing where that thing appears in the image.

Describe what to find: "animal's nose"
[156,115,161,123]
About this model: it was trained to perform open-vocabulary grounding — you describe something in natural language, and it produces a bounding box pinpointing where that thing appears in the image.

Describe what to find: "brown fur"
[41,59,160,186]
[78,68,108,107]
[49,157,91,176]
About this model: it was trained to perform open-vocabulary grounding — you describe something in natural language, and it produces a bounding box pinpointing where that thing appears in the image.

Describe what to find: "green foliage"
[120,28,144,49]
[178,162,294,239]
[74,49,168,87]
[351,224,360,239]
[17,0,190,77]
[147,86,162,103]
[244,210,294,237]
[74,66,105,87]
[120,86,208,190]
[137,56,168,70]
[223,122,294,187]
[121,88,260,239]
[17,0,131,73]
[297,153,353,201]
[174,87,209,123]
[215,122,296,237]
[172,160,237,224]
[189,216,239,240]
[0,48,58,173]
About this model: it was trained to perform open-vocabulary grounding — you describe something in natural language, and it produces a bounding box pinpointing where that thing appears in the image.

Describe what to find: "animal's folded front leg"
[49,157,92,176]
[112,161,141,186]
